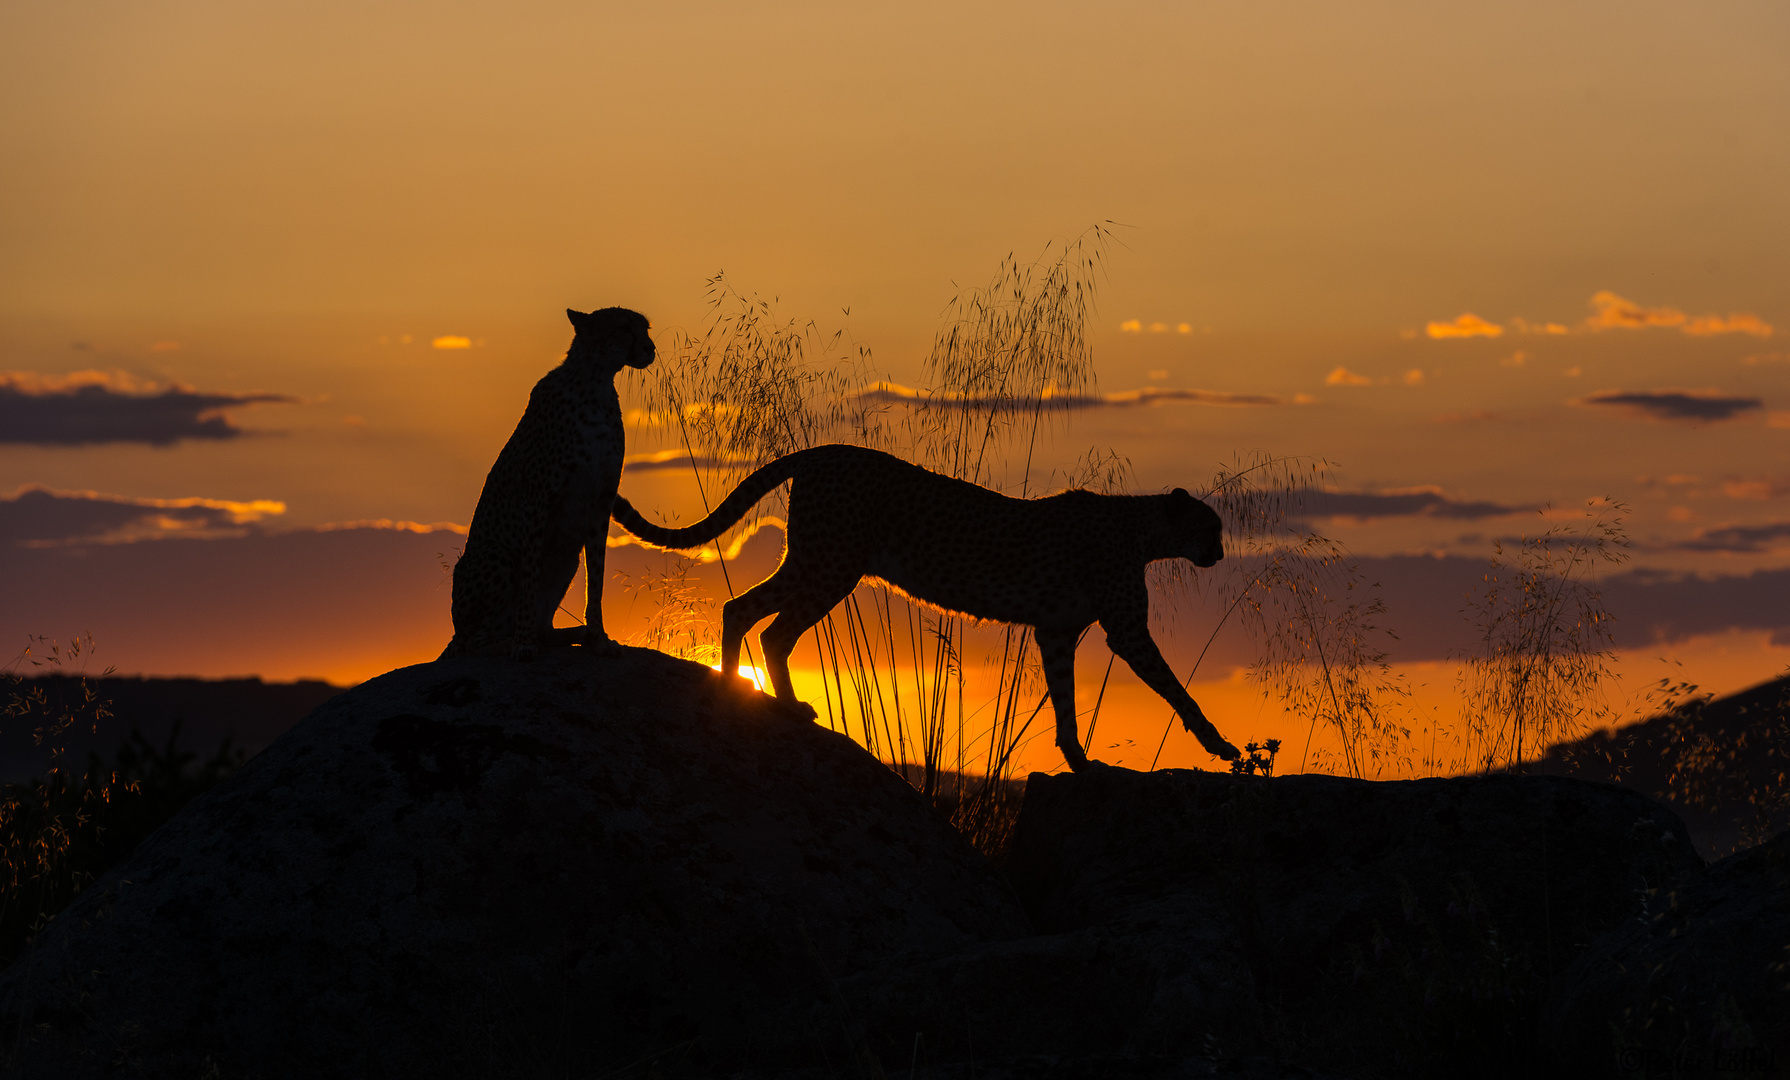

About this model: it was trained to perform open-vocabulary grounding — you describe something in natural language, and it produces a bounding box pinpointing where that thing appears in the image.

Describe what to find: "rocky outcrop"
[6,644,1766,1080]
[810,768,1703,1077]
[0,649,1026,1078]
[1546,828,1790,1078]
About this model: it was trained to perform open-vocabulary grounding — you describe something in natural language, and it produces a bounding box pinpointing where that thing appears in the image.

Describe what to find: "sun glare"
[711,663,771,691]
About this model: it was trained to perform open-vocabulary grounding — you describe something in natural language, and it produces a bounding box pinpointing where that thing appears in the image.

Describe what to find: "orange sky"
[4,2,1789,774]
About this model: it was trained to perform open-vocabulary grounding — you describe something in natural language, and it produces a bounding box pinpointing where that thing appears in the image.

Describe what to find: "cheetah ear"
[1172,487,1189,498]
[566,308,587,328]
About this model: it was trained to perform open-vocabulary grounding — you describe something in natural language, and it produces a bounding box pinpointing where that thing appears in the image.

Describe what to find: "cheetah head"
[1166,488,1224,567]
[566,307,656,371]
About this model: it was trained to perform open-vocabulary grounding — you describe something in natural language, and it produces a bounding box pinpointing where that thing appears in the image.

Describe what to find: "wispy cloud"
[431,335,474,349]
[850,381,1282,410]
[1426,313,1504,339]
[1295,488,1524,523]
[1426,293,1774,341]
[1586,291,1772,337]
[1721,478,1790,500]
[1,485,287,547]
[0,370,297,447]
[1574,389,1765,423]
[621,449,754,472]
[1324,367,1373,386]
[1665,522,1790,554]
[1118,320,1195,334]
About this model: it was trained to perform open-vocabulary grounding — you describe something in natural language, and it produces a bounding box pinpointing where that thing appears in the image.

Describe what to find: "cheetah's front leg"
[1101,614,1240,761]
[580,538,624,656]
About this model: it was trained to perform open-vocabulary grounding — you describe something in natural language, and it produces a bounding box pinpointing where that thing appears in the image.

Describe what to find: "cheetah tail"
[611,452,805,550]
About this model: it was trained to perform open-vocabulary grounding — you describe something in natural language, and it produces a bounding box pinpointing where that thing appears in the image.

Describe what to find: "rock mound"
[805,768,1704,1077]
[1547,827,1790,1075]
[0,649,1025,1078]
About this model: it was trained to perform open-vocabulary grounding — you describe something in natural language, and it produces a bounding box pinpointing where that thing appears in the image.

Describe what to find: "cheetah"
[442,307,654,660]
[611,444,1241,771]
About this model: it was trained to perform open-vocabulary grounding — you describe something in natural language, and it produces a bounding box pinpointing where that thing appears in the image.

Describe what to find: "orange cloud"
[1584,292,1773,337]
[1403,369,1424,385]
[1119,319,1142,333]
[1426,313,1504,339]
[432,335,474,349]
[1325,367,1373,386]
[1684,313,1774,338]
[1587,291,1685,330]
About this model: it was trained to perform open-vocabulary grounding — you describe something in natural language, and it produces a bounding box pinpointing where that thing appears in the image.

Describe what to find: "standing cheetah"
[443,307,654,660]
[611,444,1241,771]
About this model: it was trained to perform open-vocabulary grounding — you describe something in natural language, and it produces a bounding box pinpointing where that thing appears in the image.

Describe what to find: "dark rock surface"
[1546,828,1790,1078]
[984,768,1702,1077]
[0,648,1026,1078]
[6,646,1769,1080]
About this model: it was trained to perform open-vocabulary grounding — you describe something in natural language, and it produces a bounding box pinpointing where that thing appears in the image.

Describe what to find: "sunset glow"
[3,2,1787,779]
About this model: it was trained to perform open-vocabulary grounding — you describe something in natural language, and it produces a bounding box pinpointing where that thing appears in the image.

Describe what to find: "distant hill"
[0,674,345,780]
[1532,675,1790,860]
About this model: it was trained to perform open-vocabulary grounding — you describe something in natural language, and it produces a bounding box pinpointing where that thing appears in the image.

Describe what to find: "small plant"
[1229,738,1282,777]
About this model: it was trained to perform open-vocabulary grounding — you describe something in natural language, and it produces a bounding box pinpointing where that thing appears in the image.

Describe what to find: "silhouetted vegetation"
[1,637,246,965]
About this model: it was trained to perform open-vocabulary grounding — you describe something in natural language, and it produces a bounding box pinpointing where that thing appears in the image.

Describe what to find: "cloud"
[1585,291,1773,337]
[1119,319,1142,333]
[1574,389,1765,423]
[850,381,1283,411]
[0,370,296,447]
[1294,489,1524,523]
[1511,318,1572,335]
[1324,367,1373,386]
[1684,313,1773,337]
[1,486,287,547]
[1585,291,1686,331]
[1663,522,1790,555]
[1426,313,1504,339]
[621,449,755,472]
[1721,479,1790,500]
[432,335,474,349]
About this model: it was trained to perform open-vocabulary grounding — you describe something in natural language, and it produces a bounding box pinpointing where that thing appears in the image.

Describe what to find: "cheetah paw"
[773,698,819,723]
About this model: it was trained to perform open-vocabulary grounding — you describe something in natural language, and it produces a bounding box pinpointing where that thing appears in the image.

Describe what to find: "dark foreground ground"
[1,656,1785,1077]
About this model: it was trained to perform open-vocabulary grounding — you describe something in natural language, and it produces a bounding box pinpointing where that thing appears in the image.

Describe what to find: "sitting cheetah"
[443,307,654,660]
[612,444,1241,771]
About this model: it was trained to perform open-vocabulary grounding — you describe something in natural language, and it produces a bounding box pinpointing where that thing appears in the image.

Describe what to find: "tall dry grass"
[1455,500,1628,773]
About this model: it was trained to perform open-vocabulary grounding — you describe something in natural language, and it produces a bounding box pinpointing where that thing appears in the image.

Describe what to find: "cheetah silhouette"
[443,307,654,660]
[612,444,1241,771]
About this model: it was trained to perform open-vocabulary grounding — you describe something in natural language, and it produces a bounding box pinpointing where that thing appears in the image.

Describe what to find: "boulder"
[0,648,1026,1078]
[1545,828,1790,1078]
[985,768,1704,1077]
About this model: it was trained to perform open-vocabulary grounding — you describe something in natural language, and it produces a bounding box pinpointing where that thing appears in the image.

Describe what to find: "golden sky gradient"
[4,2,1789,772]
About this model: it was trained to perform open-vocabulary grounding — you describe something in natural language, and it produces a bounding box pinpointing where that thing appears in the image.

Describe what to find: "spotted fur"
[443,307,654,660]
[611,444,1240,770]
